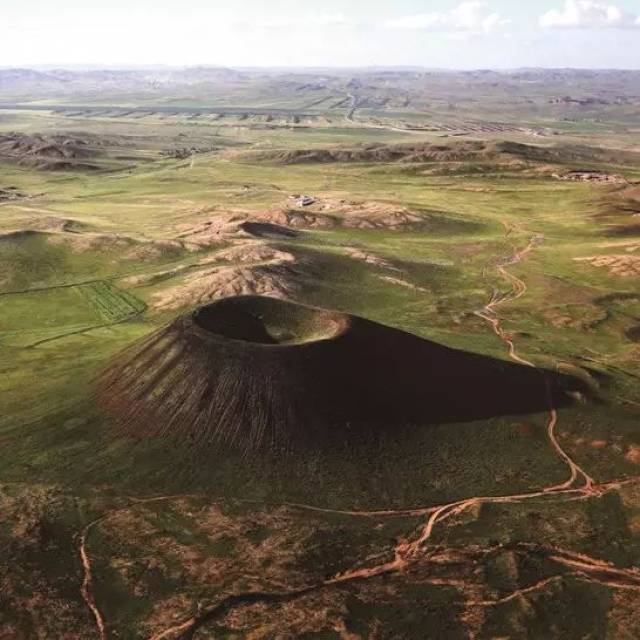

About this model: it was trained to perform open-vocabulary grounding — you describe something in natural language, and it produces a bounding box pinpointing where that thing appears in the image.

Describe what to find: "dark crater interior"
[192,296,347,345]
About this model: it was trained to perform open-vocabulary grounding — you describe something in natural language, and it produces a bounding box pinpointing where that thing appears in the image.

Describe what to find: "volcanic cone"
[98,296,584,455]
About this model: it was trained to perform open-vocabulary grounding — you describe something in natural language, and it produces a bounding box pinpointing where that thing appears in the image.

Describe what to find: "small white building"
[296,195,315,207]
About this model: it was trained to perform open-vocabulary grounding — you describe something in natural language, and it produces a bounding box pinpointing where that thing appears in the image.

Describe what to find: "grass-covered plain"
[1,89,639,638]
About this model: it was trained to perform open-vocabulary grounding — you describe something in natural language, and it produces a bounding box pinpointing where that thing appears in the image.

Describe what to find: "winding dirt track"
[473,227,596,494]
[78,226,639,639]
[79,522,107,640]
[78,496,200,640]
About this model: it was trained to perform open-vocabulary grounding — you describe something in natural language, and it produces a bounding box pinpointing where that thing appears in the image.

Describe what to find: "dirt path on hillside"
[79,520,108,640]
[474,225,596,493]
[78,226,634,639]
[141,478,640,640]
[78,472,640,639]
[79,481,640,639]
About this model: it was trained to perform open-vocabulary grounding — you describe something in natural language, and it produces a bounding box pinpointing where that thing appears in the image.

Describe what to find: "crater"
[191,296,348,346]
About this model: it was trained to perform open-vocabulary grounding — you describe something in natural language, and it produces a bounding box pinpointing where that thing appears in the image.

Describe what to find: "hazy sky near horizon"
[1,0,640,69]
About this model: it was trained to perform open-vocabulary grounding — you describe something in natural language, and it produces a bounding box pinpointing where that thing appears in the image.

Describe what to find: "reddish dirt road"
[475,227,596,493]
[78,227,634,639]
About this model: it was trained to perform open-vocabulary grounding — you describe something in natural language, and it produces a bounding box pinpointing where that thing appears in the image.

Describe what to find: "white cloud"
[386,1,509,33]
[540,0,640,28]
[252,13,352,30]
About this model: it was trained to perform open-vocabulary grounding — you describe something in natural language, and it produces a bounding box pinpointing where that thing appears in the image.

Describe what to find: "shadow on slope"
[98,296,587,458]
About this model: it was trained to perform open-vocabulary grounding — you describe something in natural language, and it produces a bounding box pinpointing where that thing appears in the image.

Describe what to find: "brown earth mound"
[176,214,298,247]
[150,241,301,309]
[251,208,335,229]
[178,199,423,244]
[343,208,422,230]
[0,132,102,170]
[151,263,303,310]
[214,243,295,265]
[247,201,423,231]
[299,198,423,230]
[177,214,248,246]
[98,296,587,456]
[246,140,640,168]
[123,243,294,288]
[248,141,489,165]
[575,254,640,277]
[252,143,422,164]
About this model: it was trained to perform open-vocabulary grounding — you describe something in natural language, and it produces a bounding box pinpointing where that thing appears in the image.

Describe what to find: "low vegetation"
[1,68,639,638]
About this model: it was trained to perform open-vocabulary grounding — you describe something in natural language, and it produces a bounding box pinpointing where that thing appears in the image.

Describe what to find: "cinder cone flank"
[98,296,586,456]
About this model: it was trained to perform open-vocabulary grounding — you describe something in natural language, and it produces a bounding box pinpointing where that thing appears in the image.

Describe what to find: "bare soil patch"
[625,446,640,465]
[214,243,295,265]
[542,304,608,330]
[575,254,640,277]
[0,132,103,170]
[177,198,424,246]
[553,170,628,184]
[301,197,423,230]
[123,242,294,288]
[151,263,302,310]
[252,208,335,229]
[176,213,249,247]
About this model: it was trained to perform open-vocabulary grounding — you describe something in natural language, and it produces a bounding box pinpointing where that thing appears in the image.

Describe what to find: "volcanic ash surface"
[98,296,586,457]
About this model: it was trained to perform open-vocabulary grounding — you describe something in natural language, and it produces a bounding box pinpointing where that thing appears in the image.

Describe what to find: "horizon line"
[3,64,640,73]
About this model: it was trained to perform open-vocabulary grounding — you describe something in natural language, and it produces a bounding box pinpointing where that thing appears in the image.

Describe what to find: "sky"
[1,0,640,69]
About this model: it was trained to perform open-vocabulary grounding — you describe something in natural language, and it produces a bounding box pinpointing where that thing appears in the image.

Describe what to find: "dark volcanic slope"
[98,296,585,456]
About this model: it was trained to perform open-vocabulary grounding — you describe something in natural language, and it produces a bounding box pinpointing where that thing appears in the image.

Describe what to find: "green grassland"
[1,86,640,638]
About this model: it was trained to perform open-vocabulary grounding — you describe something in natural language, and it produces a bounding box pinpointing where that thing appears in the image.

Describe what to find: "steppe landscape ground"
[1,68,640,638]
